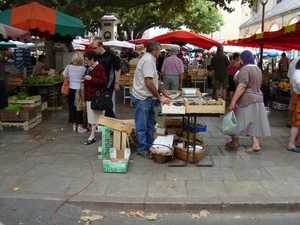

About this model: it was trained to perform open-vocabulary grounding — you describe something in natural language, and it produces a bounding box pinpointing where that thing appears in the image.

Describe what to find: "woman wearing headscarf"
[225,50,271,153]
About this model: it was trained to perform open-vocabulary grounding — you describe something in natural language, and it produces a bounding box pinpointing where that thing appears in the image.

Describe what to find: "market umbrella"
[148,30,220,50]
[0,2,85,41]
[103,40,135,50]
[0,23,32,41]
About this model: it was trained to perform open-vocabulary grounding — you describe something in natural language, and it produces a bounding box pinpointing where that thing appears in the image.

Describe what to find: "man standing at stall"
[131,41,170,159]
[210,45,230,101]
[92,37,121,118]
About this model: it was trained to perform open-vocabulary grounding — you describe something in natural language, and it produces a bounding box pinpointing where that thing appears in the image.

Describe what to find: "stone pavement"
[0,91,300,214]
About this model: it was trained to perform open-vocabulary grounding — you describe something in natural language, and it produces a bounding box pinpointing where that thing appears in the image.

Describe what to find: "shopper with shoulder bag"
[62,52,87,133]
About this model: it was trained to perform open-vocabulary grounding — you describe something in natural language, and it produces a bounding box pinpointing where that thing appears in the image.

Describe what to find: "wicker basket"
[150,144,173,164]
[152,153,172,164]
[174,138,206,163]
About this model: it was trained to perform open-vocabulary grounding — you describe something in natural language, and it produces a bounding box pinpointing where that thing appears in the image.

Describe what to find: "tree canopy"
[0,0,254,39]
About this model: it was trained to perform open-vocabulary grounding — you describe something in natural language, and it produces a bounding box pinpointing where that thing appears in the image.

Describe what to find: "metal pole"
[259,0,268,70]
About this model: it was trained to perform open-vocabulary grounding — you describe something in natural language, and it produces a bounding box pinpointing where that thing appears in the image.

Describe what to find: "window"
[252,2,258,13]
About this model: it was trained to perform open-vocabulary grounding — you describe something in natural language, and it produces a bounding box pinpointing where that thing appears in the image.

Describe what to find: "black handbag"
[91,90,113,110]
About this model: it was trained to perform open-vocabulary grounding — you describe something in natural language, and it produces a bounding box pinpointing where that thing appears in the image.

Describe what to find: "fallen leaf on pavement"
[234,215,241,219]
[200,209,210,217]
[146,213,157,220]
[119,211,126,215]
[12,187,19,192]
[190,213,200,219]
[128,211,136,217]
[80,215,103,222]
[136,210,145,217]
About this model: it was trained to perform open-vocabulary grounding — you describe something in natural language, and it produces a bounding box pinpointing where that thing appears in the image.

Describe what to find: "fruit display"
[172,101,184,106]
[277,81,291,91]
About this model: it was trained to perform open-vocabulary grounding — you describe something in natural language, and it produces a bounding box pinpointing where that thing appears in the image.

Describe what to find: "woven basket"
[152,153,172,164]
[174,137,206,163]
[150,144,173,164]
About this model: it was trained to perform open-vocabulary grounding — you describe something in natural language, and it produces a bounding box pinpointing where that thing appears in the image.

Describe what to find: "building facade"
[240,0,300,38]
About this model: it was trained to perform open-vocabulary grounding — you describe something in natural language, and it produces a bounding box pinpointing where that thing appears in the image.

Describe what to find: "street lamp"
[259,0,269,71]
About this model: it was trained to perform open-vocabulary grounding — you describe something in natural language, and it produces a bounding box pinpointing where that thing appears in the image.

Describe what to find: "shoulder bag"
[61,65,70,96]
[91,88,113,110]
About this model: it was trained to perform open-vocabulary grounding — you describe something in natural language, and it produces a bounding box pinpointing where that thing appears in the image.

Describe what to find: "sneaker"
[78,127,87,134]
[139,150,153,159]
[96,128,102,133]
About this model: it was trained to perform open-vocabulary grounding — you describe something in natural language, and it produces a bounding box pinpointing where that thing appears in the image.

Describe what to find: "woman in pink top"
[227,52,242,100]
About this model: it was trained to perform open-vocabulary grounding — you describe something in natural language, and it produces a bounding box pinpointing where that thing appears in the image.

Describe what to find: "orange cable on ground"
[23,127,95,225]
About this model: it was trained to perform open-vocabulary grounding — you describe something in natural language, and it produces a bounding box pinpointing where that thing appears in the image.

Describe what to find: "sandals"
[245,147,261,154]
[139,150,153,159]
[225,141,238,149]
[84,138,96,145]
[286,146,300,153]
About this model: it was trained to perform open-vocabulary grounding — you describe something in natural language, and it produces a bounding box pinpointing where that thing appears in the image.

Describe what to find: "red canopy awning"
[147,30,220,50]
[223,21,300,51]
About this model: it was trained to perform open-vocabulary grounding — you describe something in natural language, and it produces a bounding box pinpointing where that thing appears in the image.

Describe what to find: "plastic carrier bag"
[221,111,237,136]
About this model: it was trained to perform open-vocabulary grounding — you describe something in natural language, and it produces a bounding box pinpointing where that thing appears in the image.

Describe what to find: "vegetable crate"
[0,114,42,131]
[7,77,23,86]
[0,107,36,122]
[8,95,42,107]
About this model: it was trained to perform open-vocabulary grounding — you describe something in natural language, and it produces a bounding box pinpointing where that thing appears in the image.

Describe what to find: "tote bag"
[61,65,70,96]
[76,87,86,111]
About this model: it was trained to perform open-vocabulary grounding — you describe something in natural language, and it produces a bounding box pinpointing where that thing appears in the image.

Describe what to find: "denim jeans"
[131,95,156,154]
[104,88,116,118]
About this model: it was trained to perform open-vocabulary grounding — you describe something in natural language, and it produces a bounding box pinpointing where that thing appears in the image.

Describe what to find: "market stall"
[157,88,225,166]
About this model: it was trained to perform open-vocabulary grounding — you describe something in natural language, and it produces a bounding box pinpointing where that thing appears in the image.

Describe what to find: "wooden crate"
[42,109,48,120]
[8,95,42,107]
[0,117,42,131]
[184,98,225,114]
[164,118,183,133]
[0,107,37,122]
[47,105,63,111]
[7,77,23,86]
[161,100,185,115]
[98,115,134,136]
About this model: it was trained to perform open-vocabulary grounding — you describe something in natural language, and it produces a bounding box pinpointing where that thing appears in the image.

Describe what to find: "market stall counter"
[159,88,225,167]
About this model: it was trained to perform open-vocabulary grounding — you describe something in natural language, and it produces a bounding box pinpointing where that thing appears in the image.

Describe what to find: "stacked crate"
[0,95,44,131]
[13,48,32,75]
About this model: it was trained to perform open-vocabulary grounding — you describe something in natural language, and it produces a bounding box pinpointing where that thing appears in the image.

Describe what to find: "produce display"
[172,101,184,106]
[277,81,291,91]
[22,75,64,85]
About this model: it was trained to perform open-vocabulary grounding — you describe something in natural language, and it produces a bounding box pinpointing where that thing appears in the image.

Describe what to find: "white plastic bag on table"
[221,111,237,136]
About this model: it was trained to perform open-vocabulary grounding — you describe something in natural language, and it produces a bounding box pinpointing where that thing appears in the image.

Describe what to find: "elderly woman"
[225,50,271,153]
[287,59,300,153]
[81,51,107,145]
[62,52,87,133]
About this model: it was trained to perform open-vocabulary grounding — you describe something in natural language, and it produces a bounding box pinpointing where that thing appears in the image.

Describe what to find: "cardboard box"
[103,148,131,173]
[98,126,111,159]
